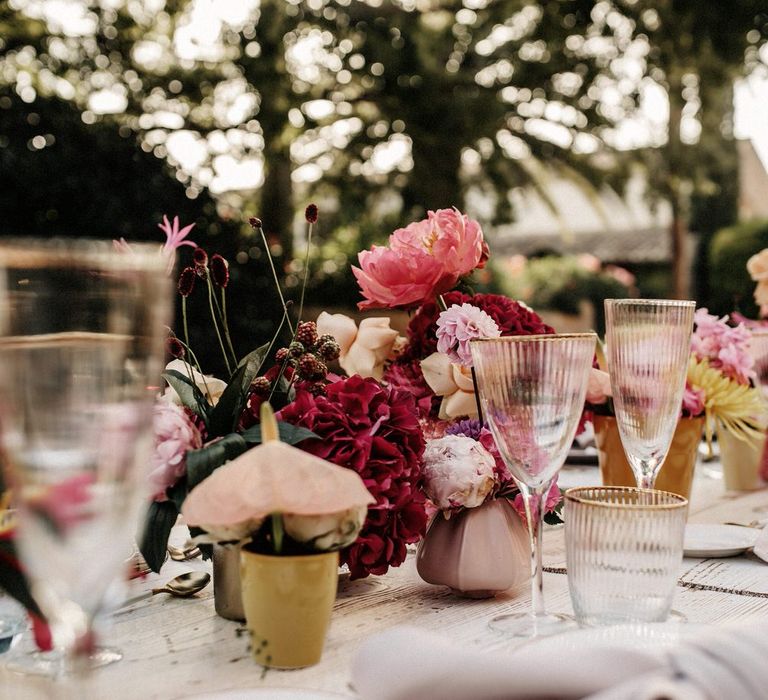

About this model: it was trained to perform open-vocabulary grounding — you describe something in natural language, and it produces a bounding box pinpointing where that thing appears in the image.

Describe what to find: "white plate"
[183,690,353,700]
[684,523,758,558]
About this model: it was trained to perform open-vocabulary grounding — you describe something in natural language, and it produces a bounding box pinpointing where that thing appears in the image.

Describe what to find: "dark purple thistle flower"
[165,337,185,359]
[192,247,208,267]
[177,266,196,297]
[304,203,318,224]
[210,254,229,288]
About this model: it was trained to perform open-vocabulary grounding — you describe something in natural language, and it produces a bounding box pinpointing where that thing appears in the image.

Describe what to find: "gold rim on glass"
[471,332,598,344]
[604,298,696,308]
[564,486,688,510]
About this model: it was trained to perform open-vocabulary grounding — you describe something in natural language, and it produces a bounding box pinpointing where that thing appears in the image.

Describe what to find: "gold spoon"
[117,571,211,610]
[168,544,202,561]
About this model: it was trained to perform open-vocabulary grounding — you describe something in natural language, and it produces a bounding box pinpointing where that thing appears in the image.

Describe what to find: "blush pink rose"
[747,249,768,282]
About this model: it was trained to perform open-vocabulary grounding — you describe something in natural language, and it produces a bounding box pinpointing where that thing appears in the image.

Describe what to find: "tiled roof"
[489,226,671,263]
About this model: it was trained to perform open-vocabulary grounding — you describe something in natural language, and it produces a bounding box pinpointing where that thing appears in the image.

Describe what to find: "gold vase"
[212,543,244,621]
[593,415,704,499]
[240,548,339,669]
[416,499,530,598]
[718,427,766,491]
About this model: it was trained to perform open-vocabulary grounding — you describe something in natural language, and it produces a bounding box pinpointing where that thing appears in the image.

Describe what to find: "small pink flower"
[158,215,197,274]
[436,303,501,367]
[149,402,203,501]
[682,384,705,416]
[512,481,561,526]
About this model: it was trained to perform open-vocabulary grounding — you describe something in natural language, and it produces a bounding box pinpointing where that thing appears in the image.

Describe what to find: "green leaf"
[0,539,43,617]
[240,421,318,445]
[162,370,211,428]
[186,433,249,491]
[208,343,270,437]
[138,500,179,573]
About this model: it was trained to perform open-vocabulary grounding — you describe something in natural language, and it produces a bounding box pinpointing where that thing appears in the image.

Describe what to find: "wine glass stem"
[522,483,549,619]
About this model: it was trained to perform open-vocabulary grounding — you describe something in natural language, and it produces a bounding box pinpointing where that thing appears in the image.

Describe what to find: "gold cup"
[239,548,339,669]
[593,414,703,499]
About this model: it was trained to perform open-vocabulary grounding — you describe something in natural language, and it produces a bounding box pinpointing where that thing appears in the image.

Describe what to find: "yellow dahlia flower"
[687,356,768,445]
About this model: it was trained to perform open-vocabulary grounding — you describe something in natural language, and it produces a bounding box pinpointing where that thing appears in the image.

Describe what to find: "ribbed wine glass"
[604,299,695,490]
[0,239,171,677]
[471,333,596,638]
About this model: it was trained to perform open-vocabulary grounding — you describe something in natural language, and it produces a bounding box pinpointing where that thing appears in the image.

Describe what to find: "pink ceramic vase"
[416,498,530,598]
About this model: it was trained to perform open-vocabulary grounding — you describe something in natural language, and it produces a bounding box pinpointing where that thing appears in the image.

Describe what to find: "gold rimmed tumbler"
[565,486,688,626]
[604,299,695,490]
[471,333,596,638]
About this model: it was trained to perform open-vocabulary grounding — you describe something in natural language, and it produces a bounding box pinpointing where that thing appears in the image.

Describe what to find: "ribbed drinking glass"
[565,486,687,625]
[471,333,596,638]
[0,238,172,677]
[604,299,695,490]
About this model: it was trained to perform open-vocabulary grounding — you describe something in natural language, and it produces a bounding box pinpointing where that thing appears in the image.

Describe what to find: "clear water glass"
[471,333,596,638]
[0,239,171,675]
[565,486,687,626]
[604,299,695,489]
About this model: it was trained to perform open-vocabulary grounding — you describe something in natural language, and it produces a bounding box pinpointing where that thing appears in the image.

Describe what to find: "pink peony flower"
[352,244,452,310]
[436,303,501,367]
[277,375,427,579]
[353,209,485,310]
[149,402,203,502]
[422,435,496,511]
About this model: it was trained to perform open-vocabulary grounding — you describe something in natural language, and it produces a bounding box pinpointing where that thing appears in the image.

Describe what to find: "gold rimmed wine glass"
[471,333,596,638]
[604,299,695,490]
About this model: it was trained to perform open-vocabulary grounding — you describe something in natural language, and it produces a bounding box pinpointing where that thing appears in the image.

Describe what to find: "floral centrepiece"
[320,210,563,539]
[137,207,428,581]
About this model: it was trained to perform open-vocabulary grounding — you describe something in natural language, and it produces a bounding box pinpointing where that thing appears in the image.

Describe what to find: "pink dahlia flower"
[436,303,501,367]
[149,401,203,502]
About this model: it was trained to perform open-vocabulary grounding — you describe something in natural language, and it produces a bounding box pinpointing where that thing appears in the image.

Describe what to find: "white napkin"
[752,525,768,561]
[351,624,768,700]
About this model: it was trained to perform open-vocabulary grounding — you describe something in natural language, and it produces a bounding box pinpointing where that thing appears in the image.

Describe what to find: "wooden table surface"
[4,462,768,700]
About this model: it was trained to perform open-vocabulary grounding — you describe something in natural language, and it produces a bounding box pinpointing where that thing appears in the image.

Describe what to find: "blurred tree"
[1,0,766,307]
[615,0,768,299]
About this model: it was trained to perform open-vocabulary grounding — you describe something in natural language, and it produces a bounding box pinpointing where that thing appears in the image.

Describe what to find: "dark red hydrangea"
[382,359,439,420]
[277,375,427,579]
[398,291,554,362]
